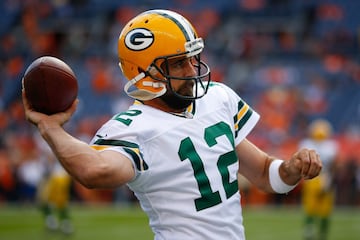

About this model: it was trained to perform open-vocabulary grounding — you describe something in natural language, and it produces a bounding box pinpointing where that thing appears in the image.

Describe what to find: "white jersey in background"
[90,82,260,240]
[299,136,338,189]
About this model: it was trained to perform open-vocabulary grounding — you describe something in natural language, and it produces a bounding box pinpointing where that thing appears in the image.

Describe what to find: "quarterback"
[22,9,322,240]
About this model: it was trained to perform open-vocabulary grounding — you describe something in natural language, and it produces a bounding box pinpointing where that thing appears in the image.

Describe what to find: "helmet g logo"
[125,28,154,51]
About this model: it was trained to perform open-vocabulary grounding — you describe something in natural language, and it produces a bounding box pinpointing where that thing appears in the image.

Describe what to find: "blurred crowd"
[0,0,360,206]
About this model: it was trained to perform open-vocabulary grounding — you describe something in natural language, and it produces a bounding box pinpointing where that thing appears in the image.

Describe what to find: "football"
[22,56,78,115]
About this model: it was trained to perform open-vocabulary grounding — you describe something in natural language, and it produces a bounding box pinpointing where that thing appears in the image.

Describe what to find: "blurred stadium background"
[0,0,360,239]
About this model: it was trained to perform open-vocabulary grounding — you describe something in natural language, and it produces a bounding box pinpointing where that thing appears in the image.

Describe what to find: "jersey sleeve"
[216,83,260,146]
[89,119,148,180]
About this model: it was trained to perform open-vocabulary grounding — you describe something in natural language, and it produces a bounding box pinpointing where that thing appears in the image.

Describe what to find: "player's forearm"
[37,121,106,188]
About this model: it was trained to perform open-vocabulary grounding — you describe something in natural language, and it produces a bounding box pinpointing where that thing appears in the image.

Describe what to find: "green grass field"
[0,204,359,240]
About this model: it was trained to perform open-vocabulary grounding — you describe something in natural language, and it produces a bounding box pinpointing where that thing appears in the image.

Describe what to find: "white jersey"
[299,138,338,176]
[90,82,260,240]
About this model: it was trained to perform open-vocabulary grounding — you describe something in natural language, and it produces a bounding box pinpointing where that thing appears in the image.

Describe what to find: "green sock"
[40,203,52,216]
[58,207,70,221]
[304,216,315,240]
[319,217,329,240]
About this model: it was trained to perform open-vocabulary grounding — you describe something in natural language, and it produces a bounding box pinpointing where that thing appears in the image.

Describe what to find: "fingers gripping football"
[289,149,322,180]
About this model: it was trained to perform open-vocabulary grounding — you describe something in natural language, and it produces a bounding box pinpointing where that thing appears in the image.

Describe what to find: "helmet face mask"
[118,9,211,101]
[150,53,211,100]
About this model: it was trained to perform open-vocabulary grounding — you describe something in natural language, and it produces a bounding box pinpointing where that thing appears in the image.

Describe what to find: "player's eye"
[171,59,185,68]
[171,57,193,69]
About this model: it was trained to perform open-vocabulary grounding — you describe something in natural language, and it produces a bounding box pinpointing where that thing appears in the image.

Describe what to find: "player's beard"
[160,80,194,111]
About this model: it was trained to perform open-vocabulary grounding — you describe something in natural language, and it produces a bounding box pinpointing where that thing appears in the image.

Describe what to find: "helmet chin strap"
[124,72,166,101]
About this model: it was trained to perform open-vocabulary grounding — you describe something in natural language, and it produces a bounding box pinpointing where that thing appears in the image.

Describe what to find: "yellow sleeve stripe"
[233,101,253,137]
[237,104,249,123]
[91,145,109,151]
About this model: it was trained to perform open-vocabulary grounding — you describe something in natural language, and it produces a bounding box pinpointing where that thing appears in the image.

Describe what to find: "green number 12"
[178,122,238,211]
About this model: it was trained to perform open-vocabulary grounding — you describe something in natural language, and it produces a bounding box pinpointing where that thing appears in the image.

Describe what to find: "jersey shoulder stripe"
[233,100,254,138]
[94,139,138,148]
[92,139,148,171]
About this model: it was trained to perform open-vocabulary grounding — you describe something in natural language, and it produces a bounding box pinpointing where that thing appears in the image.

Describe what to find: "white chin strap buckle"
[142,81,163,88]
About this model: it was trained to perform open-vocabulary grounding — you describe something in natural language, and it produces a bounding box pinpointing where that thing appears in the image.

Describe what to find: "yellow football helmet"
[118,9,211,101]
[308,119,333,141]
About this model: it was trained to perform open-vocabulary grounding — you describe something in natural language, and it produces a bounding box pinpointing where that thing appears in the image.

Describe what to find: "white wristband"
[269,159,297,194]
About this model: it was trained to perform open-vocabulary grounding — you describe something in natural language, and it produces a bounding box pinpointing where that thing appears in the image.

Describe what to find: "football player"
[36,134,73,234]
[300,119,338,240]
[22,9,322,240]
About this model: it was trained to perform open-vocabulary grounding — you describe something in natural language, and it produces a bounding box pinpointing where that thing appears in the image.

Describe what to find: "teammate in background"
[300,119,338,240]
[36,134,74,234]
[22,9,322,240]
